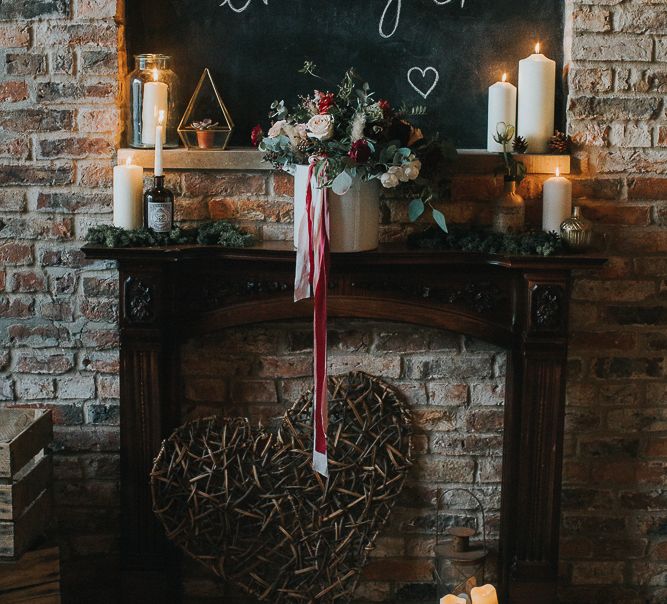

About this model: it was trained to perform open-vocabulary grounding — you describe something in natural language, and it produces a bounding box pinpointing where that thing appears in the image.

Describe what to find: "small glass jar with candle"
[127,54,180,149]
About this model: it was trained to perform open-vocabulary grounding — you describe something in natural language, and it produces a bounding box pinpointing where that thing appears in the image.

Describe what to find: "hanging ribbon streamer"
[294,160,330,477]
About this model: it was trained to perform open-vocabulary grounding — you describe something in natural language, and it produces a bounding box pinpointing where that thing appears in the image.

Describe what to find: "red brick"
[0,25,29,48]
[8,270,47,293]
[628,178,667,200]
[570,331,637,351]
[0,242,32,265]
[182,173,266,196]
[575,203,651,226]
[646,438,667,458]
[16,352,74,374]
[0,296,34,318]
[273,172,294,197]
[38,136,113,159]
[0,81,29,103]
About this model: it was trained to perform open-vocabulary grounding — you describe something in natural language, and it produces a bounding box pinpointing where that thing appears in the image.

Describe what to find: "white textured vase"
[293,164,380,253]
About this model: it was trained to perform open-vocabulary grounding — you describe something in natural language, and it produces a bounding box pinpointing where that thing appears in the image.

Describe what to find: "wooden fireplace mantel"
[83,241,605,603]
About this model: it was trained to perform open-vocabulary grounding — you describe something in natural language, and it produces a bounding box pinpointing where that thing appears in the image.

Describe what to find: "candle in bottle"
[141,68,168,146]
[470,584,498,604]
[487,72,517,153]
[113,156,144,229]
[517,42,556,153]
[542,167,572,232]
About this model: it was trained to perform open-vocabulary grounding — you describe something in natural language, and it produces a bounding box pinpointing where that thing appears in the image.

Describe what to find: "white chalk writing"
[407,66,440,99]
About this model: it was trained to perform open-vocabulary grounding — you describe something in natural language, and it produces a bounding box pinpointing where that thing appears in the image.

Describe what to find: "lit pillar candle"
[470,584,498,604]
[487,72,517,153]
[441,595,467,604]
[141,68,168,146]
[113,156,144,229]
[154,110,165,177]
[517,42,556,153]
[542,167,572,232]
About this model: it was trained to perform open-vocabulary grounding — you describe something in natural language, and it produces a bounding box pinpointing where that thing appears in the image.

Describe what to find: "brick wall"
[0,0,665,602]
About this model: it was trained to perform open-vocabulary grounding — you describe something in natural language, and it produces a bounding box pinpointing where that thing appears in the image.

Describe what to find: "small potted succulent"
[190,118,219,149]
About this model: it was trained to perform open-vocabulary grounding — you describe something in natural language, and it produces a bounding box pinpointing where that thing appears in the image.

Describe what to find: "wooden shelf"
[118,147,571,175]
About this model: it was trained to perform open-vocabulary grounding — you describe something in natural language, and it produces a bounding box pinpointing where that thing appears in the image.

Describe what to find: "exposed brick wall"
[0,0,665,602]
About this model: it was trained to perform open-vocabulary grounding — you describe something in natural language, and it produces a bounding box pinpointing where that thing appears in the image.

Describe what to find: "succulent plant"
[190,118,219,130]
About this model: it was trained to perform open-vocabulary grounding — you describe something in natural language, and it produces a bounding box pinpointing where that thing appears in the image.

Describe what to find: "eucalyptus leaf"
[432,208,448,233]
[408,199,425,222]
[332,170,353,196]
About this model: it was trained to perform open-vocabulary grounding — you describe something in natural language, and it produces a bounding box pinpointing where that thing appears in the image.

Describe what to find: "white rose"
[390,165,409,183]
[268,120,287,138]
[403,160,422,181]
[380,171,400,189]
[307,114,335,141]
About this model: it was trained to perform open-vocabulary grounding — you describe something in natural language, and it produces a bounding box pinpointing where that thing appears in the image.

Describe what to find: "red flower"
[378,99,391,118]
[250,124,263,147]
[317,91,336,114]
[348,139,371,164]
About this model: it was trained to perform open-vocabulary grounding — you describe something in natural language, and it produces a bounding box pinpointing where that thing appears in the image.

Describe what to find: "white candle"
[155,110,165,177]
[441,595,467,604]
[141,68,168,146]
[470,584,498,604]
[487,73,517,153]
[517,42,556,153]
[113,156,144,229]
[542,167,572,232]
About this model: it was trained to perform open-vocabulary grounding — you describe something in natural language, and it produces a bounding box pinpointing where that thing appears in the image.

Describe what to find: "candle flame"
[556,167,560,177]
[535,42,541,54]
[125,155,132,167]
[158,110,166,126]
[502,72,507,83]
[152,68,159,82]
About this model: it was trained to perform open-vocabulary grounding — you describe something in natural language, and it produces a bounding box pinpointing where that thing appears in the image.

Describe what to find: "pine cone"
[297,138,312,153]
[513,136,528,154]
[548,131,572,155]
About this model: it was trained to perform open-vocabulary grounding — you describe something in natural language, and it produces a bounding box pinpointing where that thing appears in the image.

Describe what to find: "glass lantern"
[127,54,180,149]
[434,488,489,602]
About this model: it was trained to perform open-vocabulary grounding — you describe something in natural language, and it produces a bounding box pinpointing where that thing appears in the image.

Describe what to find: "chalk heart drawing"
[407,66,440,99]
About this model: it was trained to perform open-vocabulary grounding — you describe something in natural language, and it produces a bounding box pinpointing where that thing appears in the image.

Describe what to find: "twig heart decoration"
[407,66,440,99]
[151,372,412,603]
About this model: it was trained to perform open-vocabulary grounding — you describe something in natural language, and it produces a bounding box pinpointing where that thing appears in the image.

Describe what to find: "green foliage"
[85,221,255,249]
[409,226,564,257]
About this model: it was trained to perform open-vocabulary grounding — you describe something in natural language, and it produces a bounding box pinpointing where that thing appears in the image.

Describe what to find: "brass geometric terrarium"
[178,68,234,150]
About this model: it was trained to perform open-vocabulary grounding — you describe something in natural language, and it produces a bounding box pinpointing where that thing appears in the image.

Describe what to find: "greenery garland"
[408,227,564,257]
[85,221,255,249]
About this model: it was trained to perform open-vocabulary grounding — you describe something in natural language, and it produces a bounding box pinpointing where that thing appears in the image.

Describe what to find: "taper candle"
[141,68,168,146]
[487,73,517,153]
[517,42,556,153]
[155,110,165,177]
[113,156,144,229]
[542,167,572,232]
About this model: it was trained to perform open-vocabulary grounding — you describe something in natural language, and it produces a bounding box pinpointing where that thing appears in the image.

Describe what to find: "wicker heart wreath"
[151,372,412,602]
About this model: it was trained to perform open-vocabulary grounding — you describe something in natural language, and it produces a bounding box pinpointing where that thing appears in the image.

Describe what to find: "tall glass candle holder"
[127,54,180,149]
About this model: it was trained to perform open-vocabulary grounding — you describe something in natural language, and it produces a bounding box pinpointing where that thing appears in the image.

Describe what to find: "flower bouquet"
[252,62,455,233]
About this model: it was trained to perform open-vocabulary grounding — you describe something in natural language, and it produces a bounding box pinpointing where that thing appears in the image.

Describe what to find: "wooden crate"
[0,544,61,603]
[0,409,53,559]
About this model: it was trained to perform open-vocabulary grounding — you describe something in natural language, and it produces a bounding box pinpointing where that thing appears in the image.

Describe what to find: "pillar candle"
[487,73,517,152]
[113,156,144,229]
[542,167,572,232]
[470,584,498,604]
[517,43,556,153]
[441,595,467,604]
[141,68,168,146]
[155,110,165,177]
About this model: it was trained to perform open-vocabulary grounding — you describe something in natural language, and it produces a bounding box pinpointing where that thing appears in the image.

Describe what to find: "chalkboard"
[127,0,564,148]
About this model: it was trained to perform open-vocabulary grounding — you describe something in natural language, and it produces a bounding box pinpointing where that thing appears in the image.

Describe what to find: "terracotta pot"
[195,130,216,149]
[293,164,380,253]
[492,179,525,234]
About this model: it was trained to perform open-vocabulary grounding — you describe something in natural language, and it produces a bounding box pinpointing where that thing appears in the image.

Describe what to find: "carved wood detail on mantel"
[83,241,605,604]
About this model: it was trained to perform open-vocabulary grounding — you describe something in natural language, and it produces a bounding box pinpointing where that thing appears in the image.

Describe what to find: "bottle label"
[148,202,172,233]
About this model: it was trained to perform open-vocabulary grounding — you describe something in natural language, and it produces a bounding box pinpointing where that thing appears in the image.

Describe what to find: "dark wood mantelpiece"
[82,241,605,603]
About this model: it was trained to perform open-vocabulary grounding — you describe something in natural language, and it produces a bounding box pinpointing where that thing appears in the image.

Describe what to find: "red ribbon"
[301,162,330,476]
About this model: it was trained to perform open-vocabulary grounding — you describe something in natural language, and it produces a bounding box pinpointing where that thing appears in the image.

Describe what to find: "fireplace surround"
[83,241,603,603]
